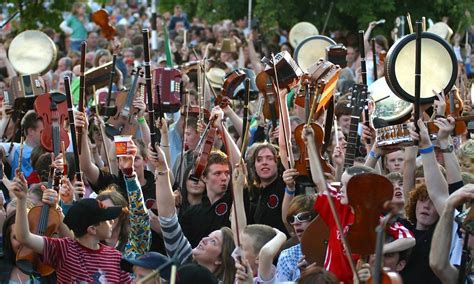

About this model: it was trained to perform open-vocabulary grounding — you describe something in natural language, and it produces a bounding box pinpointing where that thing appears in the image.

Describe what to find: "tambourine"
[369,77,412,125]
[384,32,457,103]
[294,35,336,73]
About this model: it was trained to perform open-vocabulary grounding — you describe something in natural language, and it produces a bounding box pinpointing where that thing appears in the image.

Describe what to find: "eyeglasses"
[287,212,313,225]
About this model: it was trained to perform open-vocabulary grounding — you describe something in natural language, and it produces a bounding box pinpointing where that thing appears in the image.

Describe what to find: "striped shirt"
[41,237,131,283]
[158,211,193,264]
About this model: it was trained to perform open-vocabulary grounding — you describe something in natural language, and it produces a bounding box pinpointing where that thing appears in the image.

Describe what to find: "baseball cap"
[63,198,122,235]
[121,252,172,280]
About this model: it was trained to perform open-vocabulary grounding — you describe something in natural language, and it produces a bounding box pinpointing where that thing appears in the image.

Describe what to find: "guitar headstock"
[347,84,368,117]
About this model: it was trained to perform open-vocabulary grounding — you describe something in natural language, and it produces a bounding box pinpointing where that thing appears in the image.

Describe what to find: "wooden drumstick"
[16,136,24,176]
[422,17,426,32]
[407,13,413,34]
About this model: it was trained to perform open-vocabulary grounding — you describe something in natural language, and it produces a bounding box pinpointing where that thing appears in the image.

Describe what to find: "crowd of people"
[0,0,473,283]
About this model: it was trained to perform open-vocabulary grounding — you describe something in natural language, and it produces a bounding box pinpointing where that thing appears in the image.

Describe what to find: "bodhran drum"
[384,32,457,104]
[294,35,336,73]
[369,77,412,125]
[289,22,319,48]
[8,30,57,75]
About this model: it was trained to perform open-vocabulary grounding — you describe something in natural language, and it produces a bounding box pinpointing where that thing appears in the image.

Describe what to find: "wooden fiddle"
[189,116,218,182]
[346,173,393,256]
[256,71,279,130]
[16,166,62,276]
[220,69,246,101]
[105,67,142,138]
[34,92,70,156]
[445,89,466,136]
[91,7,116,40]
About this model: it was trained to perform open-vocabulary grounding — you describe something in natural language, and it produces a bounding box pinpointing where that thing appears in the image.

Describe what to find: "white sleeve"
[449,210,463,266]
[59,20,73,35]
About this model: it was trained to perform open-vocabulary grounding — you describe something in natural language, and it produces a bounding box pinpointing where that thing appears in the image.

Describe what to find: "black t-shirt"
[249,176,289,236]
[179,191,233,247]
[400,219,442,284]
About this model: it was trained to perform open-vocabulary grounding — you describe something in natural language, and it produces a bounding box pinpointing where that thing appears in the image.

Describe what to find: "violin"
[346,173,393,256]
[190,116,218,182]
[91,8,116,40]
[16,167,62,276]
[34,92,70,156]
[221,69,246,101]
[256,71,279,129]
[105,67,142,138]
[445,89,466,136]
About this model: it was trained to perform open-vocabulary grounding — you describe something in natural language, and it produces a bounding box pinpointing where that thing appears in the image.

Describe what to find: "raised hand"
[282,168,298,191]
[9,173,28,200]
[434,116,455,141]
[118,140,137,174]
[42,187,59,207]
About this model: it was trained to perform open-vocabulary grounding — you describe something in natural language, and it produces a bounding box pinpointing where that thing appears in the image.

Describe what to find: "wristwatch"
[439,144,454,153]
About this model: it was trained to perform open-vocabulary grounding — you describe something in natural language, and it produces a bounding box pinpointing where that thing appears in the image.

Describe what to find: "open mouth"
[394,192,402,198]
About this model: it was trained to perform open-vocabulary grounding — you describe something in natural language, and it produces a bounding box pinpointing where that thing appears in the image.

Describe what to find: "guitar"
[343,84,367,169]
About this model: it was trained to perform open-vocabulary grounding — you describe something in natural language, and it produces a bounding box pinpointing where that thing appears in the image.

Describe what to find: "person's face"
[124,51,135,66]
[30,120,45,146]
[338,115,351,135]
[87,33,98,47]
[385,151,404,173]
[415,198,439,229]
[192,230,223,267]
[203,163,230,196]
[346,47,356,64]
[184,126,199,150]
[93,219,114,239]
[288,211,313,241]
[174,6,182,16]
[57,59,67,72]
[375,43,384,54]
[254,148,278,182]
[460,156,474,174]
[132,266,159,284]
[391,179,404,206]
[98,55,111,66]
[369,251,405,272]
[133,153,146,174]
[220,52,232,63]
[331,130,347,151]
[240,233,258,273]
[101,198,120,231]
[186,175,206,196]
[340,172,352,205]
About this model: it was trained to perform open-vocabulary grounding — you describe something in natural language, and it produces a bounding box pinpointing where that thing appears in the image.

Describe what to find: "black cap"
[63,198,122,234]
[121,252,172,280]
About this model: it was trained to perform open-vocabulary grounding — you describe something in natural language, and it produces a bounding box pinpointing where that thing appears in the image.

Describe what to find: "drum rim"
[8,30,57,75]
[385,32,457,104]
[293,35,336,71]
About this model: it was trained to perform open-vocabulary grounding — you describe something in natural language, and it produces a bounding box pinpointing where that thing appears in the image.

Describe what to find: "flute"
[77,41,87,155]
[142,29,159,149]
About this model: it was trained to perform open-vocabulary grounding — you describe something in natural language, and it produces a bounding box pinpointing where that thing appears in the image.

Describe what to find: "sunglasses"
[287,212,313,225]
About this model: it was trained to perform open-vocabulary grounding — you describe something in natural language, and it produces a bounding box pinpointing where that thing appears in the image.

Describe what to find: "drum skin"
[384,32,457,103]
[369,77,412,125]
[8,30,57,75]
[294,35,336,73]
[289,22,319,48]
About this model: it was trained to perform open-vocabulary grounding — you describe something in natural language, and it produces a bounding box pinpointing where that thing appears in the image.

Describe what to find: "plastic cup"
[114,135,132,157]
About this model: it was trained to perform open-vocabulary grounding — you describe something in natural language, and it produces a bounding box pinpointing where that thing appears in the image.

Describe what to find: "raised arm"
[75,111,101,186]
[435,117,462,185]
[402,145,418,205]
[213,106,241,168]
[12,174,45,254]
[430,184,474,283]
[413,119,449,215]
[231,163,247,247]
[258,228,287,281]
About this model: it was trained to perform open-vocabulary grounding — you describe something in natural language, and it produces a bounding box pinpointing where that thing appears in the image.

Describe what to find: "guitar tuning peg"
[348,95,352,100]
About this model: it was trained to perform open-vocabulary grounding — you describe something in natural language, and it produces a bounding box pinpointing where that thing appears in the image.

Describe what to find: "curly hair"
[404,183,430,225]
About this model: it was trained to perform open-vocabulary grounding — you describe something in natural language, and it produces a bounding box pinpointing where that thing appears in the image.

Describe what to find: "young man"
[12,175,130,282]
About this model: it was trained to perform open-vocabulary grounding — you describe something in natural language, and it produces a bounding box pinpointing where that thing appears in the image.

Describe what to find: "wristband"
[419,145,434,154]
[137,116,146,124]
[369,150,380,159]
[285,187,295,196]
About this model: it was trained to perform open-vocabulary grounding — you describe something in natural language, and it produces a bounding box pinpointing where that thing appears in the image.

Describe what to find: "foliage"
[4,0,74,32]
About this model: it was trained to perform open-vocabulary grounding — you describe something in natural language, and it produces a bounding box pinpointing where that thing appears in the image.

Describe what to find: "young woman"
[149,145,236,284]
[59,2,90,52]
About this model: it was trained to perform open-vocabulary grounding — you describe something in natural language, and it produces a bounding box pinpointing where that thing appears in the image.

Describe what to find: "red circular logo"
[267,194,279,209]
[215,202,228,216]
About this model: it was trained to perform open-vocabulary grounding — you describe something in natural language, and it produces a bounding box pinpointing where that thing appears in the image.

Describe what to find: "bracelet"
[137,116,146,124]
[369,150,380,159]
[285,187,295,196]
[419,145,434,154]
[155,169,170,176]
